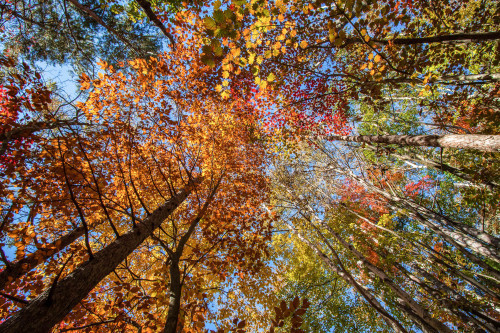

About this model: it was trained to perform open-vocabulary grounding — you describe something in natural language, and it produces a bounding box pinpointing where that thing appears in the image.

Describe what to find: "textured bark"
[163,258,182,333]
[321,31,500,47]
[163,182,220,333]
[324,134,500,152]
[0,178,199,333]
[0,226,85,291]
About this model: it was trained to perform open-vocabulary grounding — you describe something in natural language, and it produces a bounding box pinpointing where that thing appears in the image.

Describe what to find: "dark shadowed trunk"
[163,180,220,333]
[163,257,182,333]
[0,178,200,333]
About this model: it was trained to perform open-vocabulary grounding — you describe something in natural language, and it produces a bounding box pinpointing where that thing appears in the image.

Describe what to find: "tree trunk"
[163,181,220,333]
[312,218,452,333]
[389,152,498,191]
[163,257,182,333]
[334,167,500,264]
[323,134,500,152]
[339,32,500,46]
[0,178,200,333]
[0,226,85,291]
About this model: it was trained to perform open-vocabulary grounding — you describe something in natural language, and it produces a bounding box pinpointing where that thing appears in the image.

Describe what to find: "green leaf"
[203,17,217,30]
[213,10,225,23]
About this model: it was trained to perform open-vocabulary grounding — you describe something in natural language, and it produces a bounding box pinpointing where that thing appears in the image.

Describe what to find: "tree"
[268,141,499,332]
[0,32,272,332]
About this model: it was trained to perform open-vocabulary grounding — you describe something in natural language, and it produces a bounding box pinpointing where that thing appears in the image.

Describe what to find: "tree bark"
[163,257,182,333]
[135,0,176,48]
[323,134,500,152]
[318,31,500,47]
[0,178,200,333]
[0,226,85,291]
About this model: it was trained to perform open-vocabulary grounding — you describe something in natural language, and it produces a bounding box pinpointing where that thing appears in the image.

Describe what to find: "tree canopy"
[0,0,499,332]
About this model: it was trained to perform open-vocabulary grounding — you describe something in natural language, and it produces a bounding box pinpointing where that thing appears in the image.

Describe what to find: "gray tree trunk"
[324,134,500,152]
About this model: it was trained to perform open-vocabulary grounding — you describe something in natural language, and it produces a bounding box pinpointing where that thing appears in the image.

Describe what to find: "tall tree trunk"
[163,257,182,333]
[323,134,500,152]
[337,32,500,46]
[0,178,200,333]
[0,226,85,290]
[336,167,500,265]
[301,210,452,333]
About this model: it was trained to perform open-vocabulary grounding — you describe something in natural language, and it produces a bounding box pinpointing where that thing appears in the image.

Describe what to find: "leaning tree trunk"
[323,134,500,152]
[0,225,85,290]
[388,152,498,191]
[320,223,452,333]
[0,178,200,333]
[336,167,500,265]
[341,31,500,47]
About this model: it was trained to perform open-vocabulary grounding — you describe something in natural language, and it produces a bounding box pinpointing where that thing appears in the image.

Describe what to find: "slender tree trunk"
[323,134,500,152]
[334,166,500,264]
[311,218,451,333]
[389,152,498,191]
[0,178,200,333]
[0,226,85,290]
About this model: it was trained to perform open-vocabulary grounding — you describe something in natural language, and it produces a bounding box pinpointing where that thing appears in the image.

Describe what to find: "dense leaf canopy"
[0,0,499,332]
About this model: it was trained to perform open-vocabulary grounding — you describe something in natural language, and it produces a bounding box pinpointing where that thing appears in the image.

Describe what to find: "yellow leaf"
[300,40,308,49]
[248,53,255,64]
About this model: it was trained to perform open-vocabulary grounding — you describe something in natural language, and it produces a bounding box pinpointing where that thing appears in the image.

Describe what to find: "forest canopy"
[0,0,499,332]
